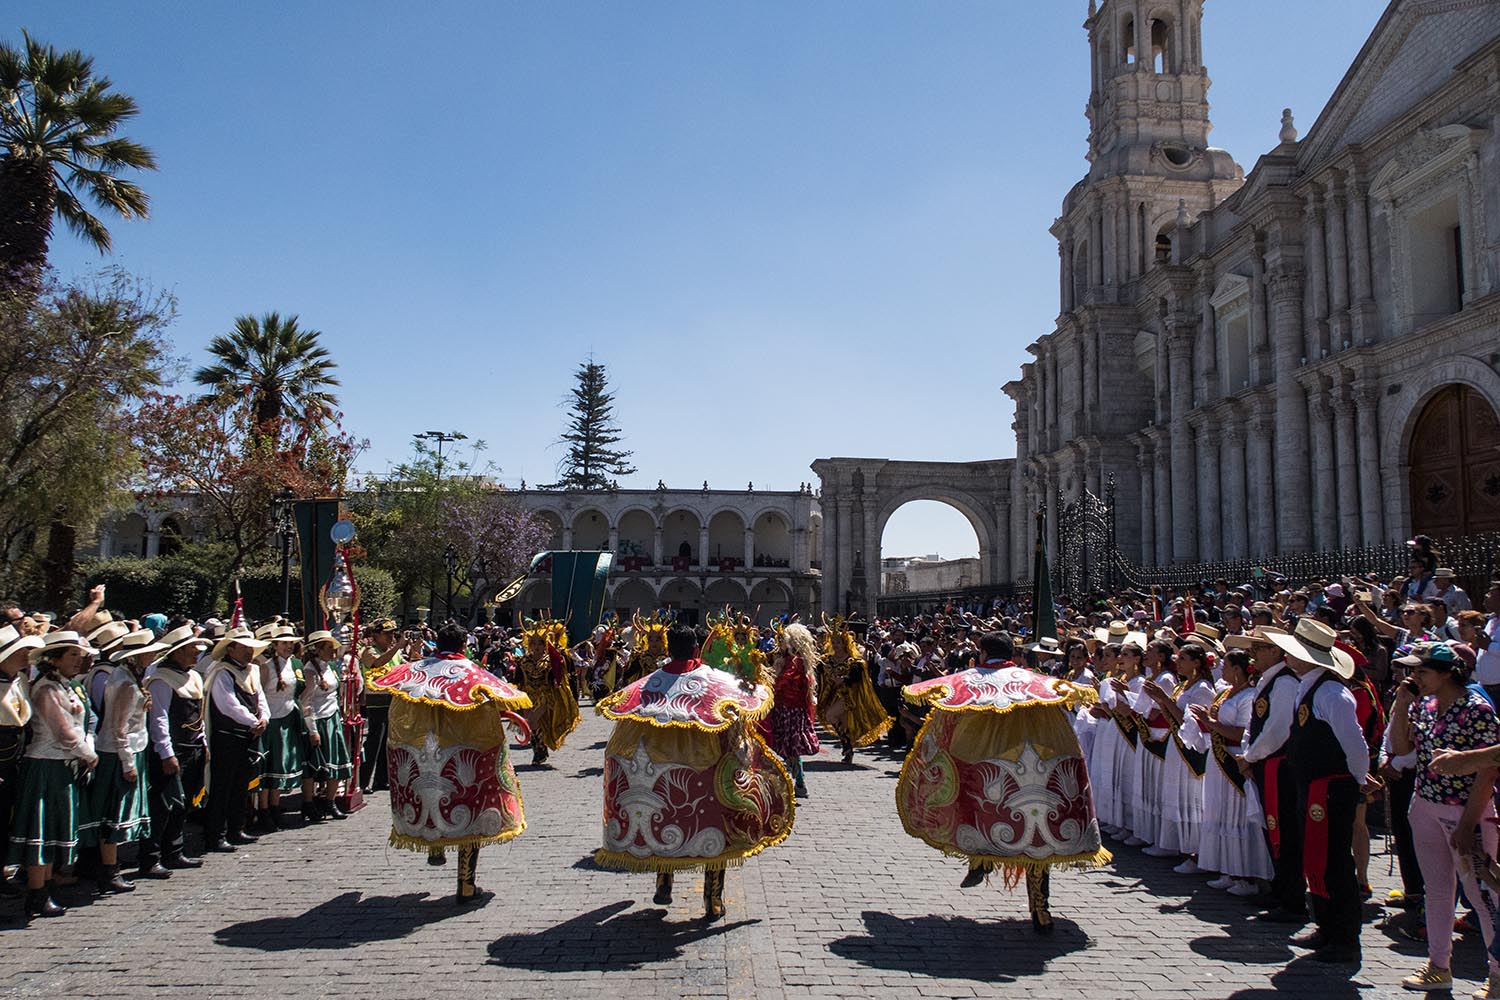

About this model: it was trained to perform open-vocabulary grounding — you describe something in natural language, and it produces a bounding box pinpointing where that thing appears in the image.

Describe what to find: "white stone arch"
[659,577,702,616]
[661,508,702,564]
[532,508,565,550]
[703,578,749,612]
[748,578,792,624]
[875,486,995,599]
[570,508,610,550]
[614,506,656,561]
[114,512,148,558]
[706,509,746,564]
[1380,355,1500,540]
[611,578,658,617]
[751,509,792,568]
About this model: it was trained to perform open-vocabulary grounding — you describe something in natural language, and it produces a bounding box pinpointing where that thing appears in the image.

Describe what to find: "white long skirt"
[1110,730,1141,834]
[1133,738,1168,844]
[1154,739,1205,854]
[1089,716,1121,828]
[1198,760,1275,879]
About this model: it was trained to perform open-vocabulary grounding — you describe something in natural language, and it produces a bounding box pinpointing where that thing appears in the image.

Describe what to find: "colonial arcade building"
[1004,0,1500,571]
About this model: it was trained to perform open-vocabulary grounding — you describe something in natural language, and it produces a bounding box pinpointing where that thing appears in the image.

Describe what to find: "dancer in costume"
[760,623,820,798]
[595,623,794,920]
[371,622,532,904]
[819,617,892,765]
[621,614,668,689]
[895,630,1111,933]
[516,620,580,765]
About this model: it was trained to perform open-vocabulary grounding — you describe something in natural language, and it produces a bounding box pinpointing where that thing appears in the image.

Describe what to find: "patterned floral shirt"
[1411,689,1500,805]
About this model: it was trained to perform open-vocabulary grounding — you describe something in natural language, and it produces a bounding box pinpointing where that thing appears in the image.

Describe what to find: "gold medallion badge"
[1255,698,1268,719]
[1266,815,1277,831]
[1297,704,1310,726]
[1309,804,1326,823]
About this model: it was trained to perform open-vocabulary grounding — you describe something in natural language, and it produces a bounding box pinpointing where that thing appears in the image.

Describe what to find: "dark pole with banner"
[293,498,342,629]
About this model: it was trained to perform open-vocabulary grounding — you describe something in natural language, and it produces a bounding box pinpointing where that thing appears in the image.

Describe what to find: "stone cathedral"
[817,0,1500,615]
[1005,0,1500,573]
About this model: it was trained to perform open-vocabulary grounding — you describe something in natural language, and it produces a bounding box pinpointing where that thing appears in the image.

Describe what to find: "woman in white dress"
[1146,643,1216,869]
[1130,639,1180,852]
[1112,640,1149,845]
[1087,644,1123,836]
[1185,647,1273,894]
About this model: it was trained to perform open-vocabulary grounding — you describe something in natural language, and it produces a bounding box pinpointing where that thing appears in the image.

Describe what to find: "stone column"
[98,527,114,560]
[1347,178,1376,344]
[1049,347,1061,447]
[653,525,664,565]
[1307,383,1337,551]
[1167,325,1198,562]
[835,497,854,613]
[1354,380,1386,545]
[995,495,1012,583]
[743,526,755,570]
[1091,211,1105,288]
[1060,240,1073,313]
[819,491,838,608]
[1198,270,1217,404]
[1223,420,1248,561]
[1153,442,1172,565]
[1196,422,1222,562]
[862,505,880,616]
[562,525,574,550]
[1247,412,1277,558]
[1326,179,1351,350]
[1304,189,1331,359]
[1269,263,1312,553]
[1138,445,1156,565]
[145,528,161,559]
[1332,386,1360,548]
[1044,469,1060,563]
[698,525,710,569]
[1102,199,1117,288]
[1250,232,1271,385]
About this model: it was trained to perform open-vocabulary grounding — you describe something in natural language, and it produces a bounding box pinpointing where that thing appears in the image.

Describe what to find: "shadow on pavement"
[568,766,604,779]
[1220,952,1372,997]
[213,891,468,949]
[827,909,1088,981]
[487,900,753,971]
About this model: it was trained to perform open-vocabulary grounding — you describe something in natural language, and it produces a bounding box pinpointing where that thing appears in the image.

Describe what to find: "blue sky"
[17,1,1384,560]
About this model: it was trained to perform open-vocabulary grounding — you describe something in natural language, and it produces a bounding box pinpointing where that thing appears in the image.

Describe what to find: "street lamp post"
[443,543,459,621]
[273,489,296,618]
[413,430,468,483]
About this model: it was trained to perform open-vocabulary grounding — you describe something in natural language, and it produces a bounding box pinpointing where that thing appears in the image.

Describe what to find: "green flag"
[1032,509,1057,641]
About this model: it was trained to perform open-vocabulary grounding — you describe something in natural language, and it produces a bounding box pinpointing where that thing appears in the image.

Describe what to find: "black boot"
[841,740,854,765]
[325,798,348,820]
[653,872,673,905]
[135,860,172,880]
[302,802,325,824]
[25,887,65,919]
[455,846,485,905]
[97,863,135,895]
[532,744,549,766]
[960,861,991,888]
[164,853,203,870]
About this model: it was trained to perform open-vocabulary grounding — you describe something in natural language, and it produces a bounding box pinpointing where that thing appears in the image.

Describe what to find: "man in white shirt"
[202,628,270,853]
[1267,619,1371,966]
[1431,568,1472,614]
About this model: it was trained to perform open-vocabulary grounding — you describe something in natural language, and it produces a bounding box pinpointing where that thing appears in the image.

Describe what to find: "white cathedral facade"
[1004,0,1500,573]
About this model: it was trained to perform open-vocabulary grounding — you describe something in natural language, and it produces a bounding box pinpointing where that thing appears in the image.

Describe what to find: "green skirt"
[79,749,151,846]
[260,713,305,791]
[7,758,83,867]
[302,714,353,782]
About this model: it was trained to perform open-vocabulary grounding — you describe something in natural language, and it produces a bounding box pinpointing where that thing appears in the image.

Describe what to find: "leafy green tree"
[544,359,636,491]
[0,269,173,605]
[0,31,156,293]
[192,312,340,437]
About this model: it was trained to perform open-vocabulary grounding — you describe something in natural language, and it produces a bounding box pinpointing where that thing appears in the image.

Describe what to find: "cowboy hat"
[1027,636,1064,657]
[28,630,99,665]
[302,630,342,654]
[1094,620,1131,644]
[112,629,168,663]
[156,624,209,660]
[87,620,131,652]
[1265,619,1355,679]
[210,626,270,661]
[1189,623,1225,655]
[0,625,43,664]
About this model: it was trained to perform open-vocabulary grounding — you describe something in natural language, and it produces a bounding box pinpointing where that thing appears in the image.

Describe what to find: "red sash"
[1302,776,1333,898]
[1263,755,1285,858]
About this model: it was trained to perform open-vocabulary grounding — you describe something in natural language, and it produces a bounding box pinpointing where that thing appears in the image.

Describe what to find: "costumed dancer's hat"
[211,627,270,661]
[1265,619,1355,679]
[28,630,99,665]
[157,625,210,660]
[0,625,43,664]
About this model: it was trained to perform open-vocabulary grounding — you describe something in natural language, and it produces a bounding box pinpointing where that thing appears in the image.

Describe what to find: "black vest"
[167,686,205,751]
[209,671,259,743]
[1288,670,1351,781]
[1248,667,1298,753]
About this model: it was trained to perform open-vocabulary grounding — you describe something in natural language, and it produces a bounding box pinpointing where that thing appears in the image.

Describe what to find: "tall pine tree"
[545,359,636,490]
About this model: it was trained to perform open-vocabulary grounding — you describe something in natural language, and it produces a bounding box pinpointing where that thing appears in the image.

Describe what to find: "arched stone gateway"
[812,458,1014,618]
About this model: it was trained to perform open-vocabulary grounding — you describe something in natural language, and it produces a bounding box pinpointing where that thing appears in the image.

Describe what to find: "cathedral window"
[1150,19,1172,74]
[1122,16,1136,64]
[1154,227,1173,266]
[1410,196,1465,324]
[1211,275,1252,396]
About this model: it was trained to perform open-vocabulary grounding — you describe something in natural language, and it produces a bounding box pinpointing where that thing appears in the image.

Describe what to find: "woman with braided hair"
[761,623,820,798]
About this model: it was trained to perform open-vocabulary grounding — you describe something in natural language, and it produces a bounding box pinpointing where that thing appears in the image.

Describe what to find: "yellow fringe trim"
[902,682,1097,716]
[387,824,527,852]
[847,716,893,748]
[386,689,533,713]
[594,690,774,732]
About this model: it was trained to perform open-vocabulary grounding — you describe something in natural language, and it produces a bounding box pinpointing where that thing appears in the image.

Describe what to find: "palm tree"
[194,312,341,436]
[0,31,156,292]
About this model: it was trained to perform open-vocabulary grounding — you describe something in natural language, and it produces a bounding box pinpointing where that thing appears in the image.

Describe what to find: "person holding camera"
[1389,641,1500,995]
